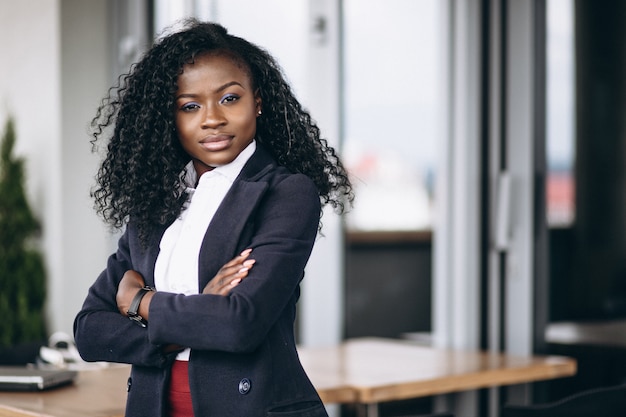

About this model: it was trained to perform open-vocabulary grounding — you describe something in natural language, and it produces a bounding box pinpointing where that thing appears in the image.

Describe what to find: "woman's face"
[175,53,261,177]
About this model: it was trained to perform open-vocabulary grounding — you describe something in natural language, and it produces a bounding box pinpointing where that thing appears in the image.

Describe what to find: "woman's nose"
[201,105,226,128]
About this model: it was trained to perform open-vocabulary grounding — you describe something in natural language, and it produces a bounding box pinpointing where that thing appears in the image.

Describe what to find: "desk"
[298,338,577,417]
[0,365,129,417]
[0,338,576,417]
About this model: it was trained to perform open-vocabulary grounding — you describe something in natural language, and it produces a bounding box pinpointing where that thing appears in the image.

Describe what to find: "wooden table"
[0,365,129,417]
[0,338,576,417]
[298,338,577,417]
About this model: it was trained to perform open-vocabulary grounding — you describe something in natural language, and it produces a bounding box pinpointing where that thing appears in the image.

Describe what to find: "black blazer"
[74,146,328,417]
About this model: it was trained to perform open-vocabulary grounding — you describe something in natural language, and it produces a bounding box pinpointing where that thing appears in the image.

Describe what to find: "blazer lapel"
[197,146,276,289]
[138,225,167,287]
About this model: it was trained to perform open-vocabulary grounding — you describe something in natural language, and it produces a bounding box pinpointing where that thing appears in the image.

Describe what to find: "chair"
[501,383,626,417]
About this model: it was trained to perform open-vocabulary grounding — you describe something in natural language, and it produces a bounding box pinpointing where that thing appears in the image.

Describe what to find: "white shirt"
[154,141,256,360]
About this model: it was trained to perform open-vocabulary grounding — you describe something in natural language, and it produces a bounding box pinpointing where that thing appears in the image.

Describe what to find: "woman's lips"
[200,135,232,151]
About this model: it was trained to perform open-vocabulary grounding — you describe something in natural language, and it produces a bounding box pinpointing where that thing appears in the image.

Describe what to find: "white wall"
[0,1,64,335]
[59,0,113,336]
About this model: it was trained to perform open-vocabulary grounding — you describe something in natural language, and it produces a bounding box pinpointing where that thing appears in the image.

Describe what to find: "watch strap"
[127,286,154,327]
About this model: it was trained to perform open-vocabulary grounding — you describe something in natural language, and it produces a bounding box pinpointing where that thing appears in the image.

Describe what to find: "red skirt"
[168,360,194,417]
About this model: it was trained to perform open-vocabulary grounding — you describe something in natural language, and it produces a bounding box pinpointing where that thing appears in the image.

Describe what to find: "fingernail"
[230,278,242,286]
[243,260,256,267]
[240,248,252,256]
[238,267,249,274]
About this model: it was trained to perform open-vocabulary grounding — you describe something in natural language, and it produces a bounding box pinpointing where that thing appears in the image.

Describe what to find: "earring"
[257,110,262,115]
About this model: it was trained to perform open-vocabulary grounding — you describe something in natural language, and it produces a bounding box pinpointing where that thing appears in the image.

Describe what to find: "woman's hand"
[202,249,255,296]
[116,270,147,316]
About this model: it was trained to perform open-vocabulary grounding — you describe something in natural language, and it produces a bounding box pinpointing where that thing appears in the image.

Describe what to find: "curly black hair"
[91,19,353,245]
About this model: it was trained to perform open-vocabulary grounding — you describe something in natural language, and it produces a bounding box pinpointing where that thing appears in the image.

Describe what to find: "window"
[546,0,576,227]
[342,0,442,232]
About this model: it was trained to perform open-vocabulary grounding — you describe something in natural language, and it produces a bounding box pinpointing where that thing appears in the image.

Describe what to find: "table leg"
[358,403,379,417]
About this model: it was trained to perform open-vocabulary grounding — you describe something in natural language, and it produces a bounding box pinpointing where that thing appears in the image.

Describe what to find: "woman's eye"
[220,94,240,104]
[180,102,200,112]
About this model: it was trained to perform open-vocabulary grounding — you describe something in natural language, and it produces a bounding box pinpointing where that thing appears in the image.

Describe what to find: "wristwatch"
[127,286,155,327]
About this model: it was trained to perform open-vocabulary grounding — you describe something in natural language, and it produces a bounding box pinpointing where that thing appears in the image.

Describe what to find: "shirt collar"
[211,140,256,183]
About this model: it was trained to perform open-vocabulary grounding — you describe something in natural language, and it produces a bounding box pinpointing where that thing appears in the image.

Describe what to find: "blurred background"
[2,0,626,416]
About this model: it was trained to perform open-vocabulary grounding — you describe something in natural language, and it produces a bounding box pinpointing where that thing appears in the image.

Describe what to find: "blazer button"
[127,377,132,392]
[238,378,251,395]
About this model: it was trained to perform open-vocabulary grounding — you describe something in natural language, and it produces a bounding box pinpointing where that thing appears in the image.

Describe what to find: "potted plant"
[0,117,47,364]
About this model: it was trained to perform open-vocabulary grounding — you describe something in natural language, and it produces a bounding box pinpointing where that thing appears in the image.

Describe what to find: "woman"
[74,20,352,417]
